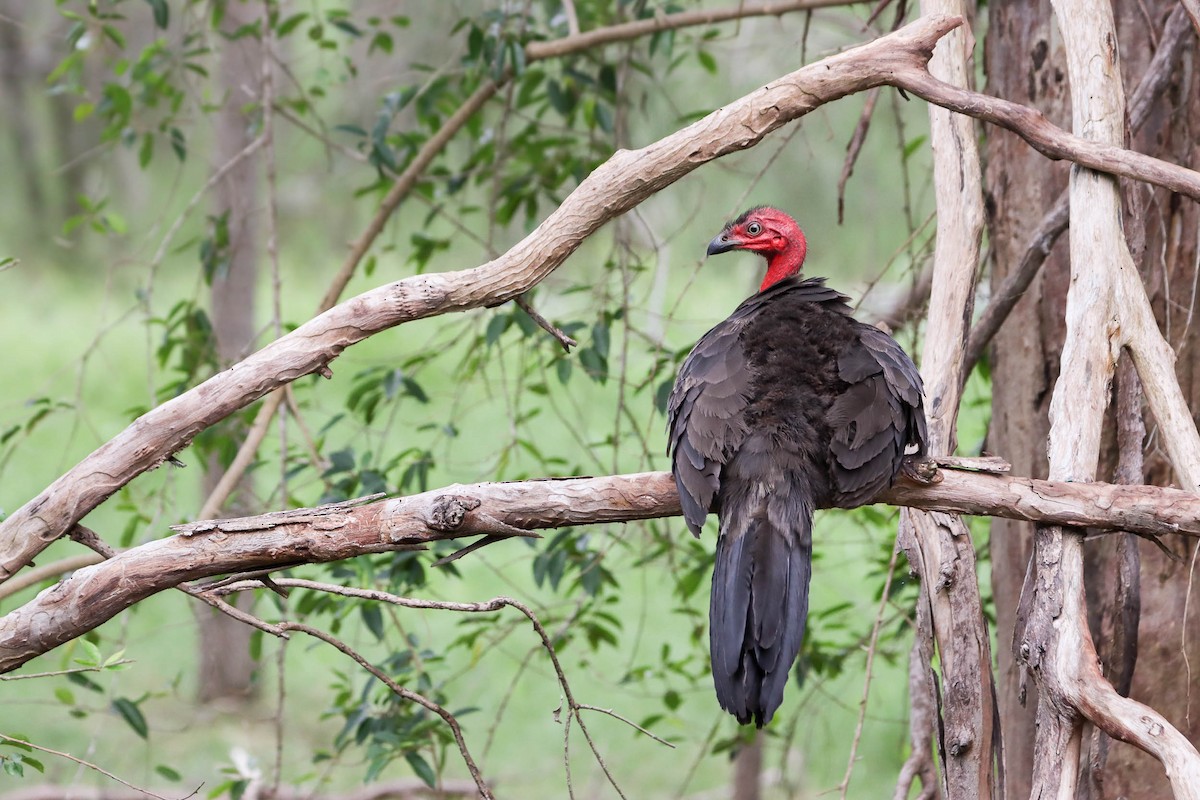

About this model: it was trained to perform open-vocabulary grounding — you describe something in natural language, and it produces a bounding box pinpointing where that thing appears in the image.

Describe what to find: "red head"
[706,206,808,291]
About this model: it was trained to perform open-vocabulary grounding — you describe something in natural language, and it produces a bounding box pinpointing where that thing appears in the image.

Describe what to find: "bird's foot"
[900,455,940,485]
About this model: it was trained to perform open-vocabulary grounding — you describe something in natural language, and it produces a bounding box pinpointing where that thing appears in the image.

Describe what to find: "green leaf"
[112,697,149,739]
[138,133,154,168]
[0,735,32,751]
[156,764,182,782]
[697,50,718,75]
[405,751,437,788]
[76,639,102,667]
[169,127,187,161]
[360,603,385,641]
[276,13,309,37]
[485,313,511,347]
[903,134,928,163]
[144,0,169,29]
[369,31,393,54]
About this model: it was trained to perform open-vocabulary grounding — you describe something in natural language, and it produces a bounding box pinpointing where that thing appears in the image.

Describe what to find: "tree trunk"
[1087,1,1200,795]
[985,0,1200,795]
[732,732,762,800]
[195,0,262,706]
[983,1,1072,794]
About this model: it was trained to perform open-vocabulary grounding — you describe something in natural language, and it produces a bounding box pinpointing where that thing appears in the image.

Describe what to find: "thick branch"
[7,468,1200,673]
[962,4,1193,380]
[1025,0,1200,793]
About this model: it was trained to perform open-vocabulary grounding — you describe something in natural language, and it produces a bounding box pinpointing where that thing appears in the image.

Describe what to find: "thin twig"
[576,704,676,748]
[0,662,133,681]
[0,734,196,800]
[514,294,577,351]
[838,540,902,797]
[210,579,640,797]
[277,623,493,800]
[837,87,881,224]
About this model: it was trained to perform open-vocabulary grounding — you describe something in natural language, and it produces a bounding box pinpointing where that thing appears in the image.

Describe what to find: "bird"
[666,206,928,727]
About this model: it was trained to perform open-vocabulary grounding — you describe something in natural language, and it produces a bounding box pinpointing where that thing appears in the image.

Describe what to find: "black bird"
[666,206,927,726]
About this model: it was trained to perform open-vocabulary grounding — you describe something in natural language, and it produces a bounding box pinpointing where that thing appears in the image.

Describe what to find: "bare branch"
[523,0,855,60]
[277,622,493,799]
[200,0,846,521]
[0,735,191,800]
[961,5,1193,380]
[889,64,1200,202]
[1022,0,1200,792]
[899,1,995,795]
[0,14,968,584]
[8,466,1200,673]
[0,781,477,800]
[8,10,1200,592]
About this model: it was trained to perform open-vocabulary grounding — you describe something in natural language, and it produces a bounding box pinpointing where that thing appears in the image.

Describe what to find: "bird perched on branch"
[666,206,927,727]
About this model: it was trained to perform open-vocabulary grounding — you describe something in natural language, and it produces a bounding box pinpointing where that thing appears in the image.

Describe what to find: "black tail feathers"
[709,486,814,727]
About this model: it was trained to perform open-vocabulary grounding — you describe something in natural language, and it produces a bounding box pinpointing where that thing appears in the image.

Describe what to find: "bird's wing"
[826,324,927,506]
[667,318,753,537]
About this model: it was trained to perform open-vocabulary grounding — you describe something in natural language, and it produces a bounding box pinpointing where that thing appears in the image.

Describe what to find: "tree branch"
[888,62,1200,202]
[7,10,1200,590]
[899,2,995,795]
[961,4,1193,382]
[0,14,968,584]
[7,467,1200,673]
[199,0,850,521]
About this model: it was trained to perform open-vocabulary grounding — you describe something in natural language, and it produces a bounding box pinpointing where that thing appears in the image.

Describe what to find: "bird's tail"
[709,481,813,727]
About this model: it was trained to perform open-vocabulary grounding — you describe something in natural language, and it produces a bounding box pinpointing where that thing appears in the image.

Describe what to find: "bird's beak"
[706,232,740,256]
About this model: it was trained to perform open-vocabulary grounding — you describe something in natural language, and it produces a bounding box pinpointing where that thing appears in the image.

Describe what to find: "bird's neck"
[760,246,807,291]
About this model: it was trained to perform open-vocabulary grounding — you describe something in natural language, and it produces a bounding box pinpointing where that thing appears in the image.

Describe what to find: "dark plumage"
[667,207,927,727]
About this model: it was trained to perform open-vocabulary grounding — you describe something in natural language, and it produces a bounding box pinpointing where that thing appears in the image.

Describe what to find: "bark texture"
[985,0,1200,795]
[1096,0,1200,793]
[902,0,995,794]
[4,467,1200,674]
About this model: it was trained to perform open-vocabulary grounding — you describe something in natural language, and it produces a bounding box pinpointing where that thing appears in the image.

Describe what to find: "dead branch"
[201,0,854,522]
[210,579,654,797]
[898,2,995,796]
[6,10,1200,593]
[961,5,1193,380]
[0,14,968,585]
[276,623,492,799]
[888,62,1200,202]
[522,0,854,60]
[6,467,1200,673]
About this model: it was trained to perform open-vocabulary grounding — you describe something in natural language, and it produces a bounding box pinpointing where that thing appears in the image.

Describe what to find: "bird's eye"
[746,222,762,235]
